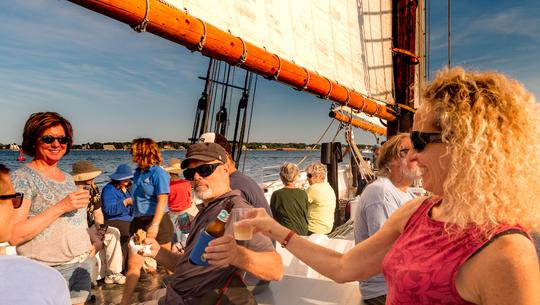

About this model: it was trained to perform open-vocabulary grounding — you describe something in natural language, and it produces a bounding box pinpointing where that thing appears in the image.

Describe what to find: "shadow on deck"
[91,271,166,305]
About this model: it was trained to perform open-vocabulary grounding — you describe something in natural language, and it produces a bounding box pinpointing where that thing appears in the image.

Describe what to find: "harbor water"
[0,149,321,185]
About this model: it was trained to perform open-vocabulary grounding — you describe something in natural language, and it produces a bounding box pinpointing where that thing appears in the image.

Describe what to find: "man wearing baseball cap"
[199,133,272,216]
[134,143,282,305]
[199,133,275,293]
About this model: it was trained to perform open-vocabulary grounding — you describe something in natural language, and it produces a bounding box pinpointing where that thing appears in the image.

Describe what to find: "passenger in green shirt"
[270,162,309,235]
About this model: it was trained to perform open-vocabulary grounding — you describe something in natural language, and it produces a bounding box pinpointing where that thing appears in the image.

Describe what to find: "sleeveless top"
[382,197,528,305]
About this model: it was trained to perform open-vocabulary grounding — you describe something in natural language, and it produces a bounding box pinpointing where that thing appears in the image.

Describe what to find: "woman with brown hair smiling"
[10,112,93,305]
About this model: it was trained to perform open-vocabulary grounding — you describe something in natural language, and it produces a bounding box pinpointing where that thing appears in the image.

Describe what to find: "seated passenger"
[71,160,126,285]
[270,162,308,236]
[304,161,336,234]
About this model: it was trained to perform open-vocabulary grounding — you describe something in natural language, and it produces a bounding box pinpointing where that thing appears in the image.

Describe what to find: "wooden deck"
[91,271,166,305]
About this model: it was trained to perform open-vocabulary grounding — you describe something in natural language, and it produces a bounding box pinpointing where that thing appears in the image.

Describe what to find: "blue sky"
[1,1,539,145]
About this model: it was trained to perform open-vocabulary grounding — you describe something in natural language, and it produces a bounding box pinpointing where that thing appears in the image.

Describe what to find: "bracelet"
[150,223,159,227]
[280,230,295,248]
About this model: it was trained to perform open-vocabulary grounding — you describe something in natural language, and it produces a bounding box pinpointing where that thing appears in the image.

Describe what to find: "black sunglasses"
[41,135,69,145]
[410,131,442,152]
[0,192,24,209]
[183,163,222,181]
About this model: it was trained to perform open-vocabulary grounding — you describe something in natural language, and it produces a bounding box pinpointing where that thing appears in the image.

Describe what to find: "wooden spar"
[67,0,397,122]
[329,111,386,136]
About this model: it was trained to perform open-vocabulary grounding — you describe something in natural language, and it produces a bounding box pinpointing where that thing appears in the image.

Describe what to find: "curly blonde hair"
[131,138,163,169]
[423,67,540,232]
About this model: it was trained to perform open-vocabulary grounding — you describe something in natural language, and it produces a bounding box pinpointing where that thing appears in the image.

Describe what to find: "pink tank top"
[382,197,527,305]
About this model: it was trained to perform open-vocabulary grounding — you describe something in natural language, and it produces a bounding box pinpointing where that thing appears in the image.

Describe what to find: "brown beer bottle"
[206,199,235,237]
[189,199,235,266]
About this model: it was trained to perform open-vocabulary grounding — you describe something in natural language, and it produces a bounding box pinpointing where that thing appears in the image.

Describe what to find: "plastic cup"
[231,208,253,241]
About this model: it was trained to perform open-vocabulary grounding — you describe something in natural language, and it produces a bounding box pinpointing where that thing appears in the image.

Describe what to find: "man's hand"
[139,237,160,258]
[204,235,240,267]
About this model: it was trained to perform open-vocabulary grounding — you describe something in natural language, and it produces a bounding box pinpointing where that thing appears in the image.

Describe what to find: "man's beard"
[195,184,214,200]
[401,166,421,181]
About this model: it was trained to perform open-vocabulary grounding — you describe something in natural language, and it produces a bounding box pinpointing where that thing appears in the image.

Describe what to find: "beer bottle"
[189,200,234,266]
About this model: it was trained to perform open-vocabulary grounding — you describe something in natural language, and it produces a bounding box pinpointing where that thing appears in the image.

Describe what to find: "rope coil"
[132,0,150,32]
[189,18,207,52]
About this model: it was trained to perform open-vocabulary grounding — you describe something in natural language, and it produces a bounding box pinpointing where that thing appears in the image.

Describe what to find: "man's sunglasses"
[183,163,222,181]
[41,135,69,145]
[0,192,24,209]
[410,131,442,152]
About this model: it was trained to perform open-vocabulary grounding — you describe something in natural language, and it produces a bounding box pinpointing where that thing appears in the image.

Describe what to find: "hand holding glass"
[231,208,254,241]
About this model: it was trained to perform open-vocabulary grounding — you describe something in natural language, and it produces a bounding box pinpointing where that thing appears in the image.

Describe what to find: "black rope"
[241,75,258,172]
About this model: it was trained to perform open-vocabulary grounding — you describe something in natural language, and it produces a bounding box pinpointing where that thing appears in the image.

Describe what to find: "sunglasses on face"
[0,192,24,209]
[183,163,222,181]
[410,131,442,152]
[40,135,69,145]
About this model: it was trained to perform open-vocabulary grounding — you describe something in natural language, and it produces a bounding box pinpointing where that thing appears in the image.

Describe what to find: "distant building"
[9,144,20,151]
[103,144,116,150]
[261,145,268,149]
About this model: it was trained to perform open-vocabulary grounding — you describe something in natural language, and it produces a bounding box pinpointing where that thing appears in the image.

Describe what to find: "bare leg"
[119,249,144,305]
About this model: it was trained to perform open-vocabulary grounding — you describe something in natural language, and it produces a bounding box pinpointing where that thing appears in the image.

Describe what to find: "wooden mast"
[67,0,397,124]
[388,0,418,136]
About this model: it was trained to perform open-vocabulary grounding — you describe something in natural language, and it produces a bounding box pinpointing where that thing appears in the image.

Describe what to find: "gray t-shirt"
[0,255,71,304]
[353,177,415,299]
[230,171,272,216]
[11,166,91,265]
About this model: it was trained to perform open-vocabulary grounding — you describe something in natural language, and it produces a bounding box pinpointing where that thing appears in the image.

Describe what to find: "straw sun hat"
[71,160,102,182]
[164,158,182,174]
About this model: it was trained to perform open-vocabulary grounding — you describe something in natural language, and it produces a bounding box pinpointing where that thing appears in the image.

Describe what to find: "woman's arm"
[10,190,90,245]
[146,194,168,240]
[239,197,424,283]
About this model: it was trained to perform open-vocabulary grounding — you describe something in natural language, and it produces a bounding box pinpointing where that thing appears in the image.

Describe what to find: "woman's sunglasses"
[0,192,24,209]
[410,131,442,152]
[183,163,222,181]
[41,135,69,145]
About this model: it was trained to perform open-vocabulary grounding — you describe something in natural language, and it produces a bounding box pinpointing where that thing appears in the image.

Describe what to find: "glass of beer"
[231,208,253,241]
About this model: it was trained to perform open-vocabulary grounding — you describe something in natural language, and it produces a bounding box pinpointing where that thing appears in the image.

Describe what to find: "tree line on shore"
[1,141,374,151]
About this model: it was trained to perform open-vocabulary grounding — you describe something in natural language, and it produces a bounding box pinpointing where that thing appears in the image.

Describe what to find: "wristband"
[150,223,160,227]
[281,230,295,248]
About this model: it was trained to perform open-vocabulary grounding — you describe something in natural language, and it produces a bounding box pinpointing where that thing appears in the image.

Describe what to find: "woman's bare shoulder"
[385,196,428,234]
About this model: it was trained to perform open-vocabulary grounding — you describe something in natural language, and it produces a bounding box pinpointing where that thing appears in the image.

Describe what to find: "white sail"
[164,0,394,104]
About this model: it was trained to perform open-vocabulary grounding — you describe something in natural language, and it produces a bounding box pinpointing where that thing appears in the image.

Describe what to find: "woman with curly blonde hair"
[237,67,540,305]
[120,138,174,305]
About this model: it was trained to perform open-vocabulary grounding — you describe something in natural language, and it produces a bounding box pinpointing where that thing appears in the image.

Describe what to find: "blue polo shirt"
[132,165,170,217]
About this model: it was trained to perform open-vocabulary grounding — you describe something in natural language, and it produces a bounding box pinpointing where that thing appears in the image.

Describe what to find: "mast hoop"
[233,37,248,66]
[319,77,332,100]
[132,0,150,33]
[294,67,310,91]
[343,87,351,107]
[189,18,207,52]
[265,54,281,80]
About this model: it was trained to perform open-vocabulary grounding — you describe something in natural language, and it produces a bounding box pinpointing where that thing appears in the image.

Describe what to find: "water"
[0,149,321,186]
